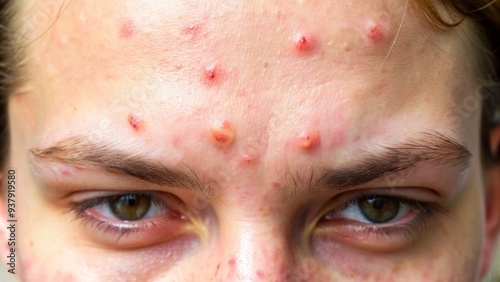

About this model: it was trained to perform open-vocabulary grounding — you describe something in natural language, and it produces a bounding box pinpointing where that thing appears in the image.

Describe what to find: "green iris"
[110,194,151,221]
[359,197,400,223]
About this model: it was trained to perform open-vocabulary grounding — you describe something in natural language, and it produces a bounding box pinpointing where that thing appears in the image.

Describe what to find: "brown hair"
[413,0,500,163]
[0,0,498,167]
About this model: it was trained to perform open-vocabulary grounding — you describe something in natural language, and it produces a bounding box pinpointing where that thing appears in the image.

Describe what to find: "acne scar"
[298,130,320,150]
[210,120,236,147]
[365,21,384,42]
[128,114,144,131]
[293,32,317,54]
[120,19,135,39]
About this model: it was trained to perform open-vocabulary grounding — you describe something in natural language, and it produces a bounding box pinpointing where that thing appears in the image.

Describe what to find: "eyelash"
[319,191,448,244]
[69,192,188,247]
[69,190,447,249]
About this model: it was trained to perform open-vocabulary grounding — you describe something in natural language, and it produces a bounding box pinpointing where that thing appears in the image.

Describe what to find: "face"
[2,0,499,281]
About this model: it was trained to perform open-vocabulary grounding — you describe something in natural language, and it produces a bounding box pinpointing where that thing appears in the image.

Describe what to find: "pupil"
[110,194,151,221]
[359,197,400,224]
[372,198,384,210]
[126,197,137,207]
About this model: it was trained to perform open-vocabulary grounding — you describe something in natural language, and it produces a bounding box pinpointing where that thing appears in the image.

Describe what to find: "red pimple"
[240,154,253,165]
[298,130,321,150]
[365,21,384,42]
[272,182,280,189]
[210,120,235,147]
[59,168,71,176]
[182,21,203,39]
[204,63,217,80]
[128,114,143,131]
[293,32,317,54]
[120,19,135,39]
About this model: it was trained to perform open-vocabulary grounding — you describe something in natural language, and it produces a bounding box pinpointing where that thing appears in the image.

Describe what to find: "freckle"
[293,32,317,54]
[120,19,135,39]
[365,20,384,42]
[128,114,144,131]
[210,120,236,147]
[298,130,320,150]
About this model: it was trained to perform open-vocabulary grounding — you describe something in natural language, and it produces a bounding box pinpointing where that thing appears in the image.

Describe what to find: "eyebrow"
[30,137,211,195]
[315,132,471,190]
[31,132,471,195]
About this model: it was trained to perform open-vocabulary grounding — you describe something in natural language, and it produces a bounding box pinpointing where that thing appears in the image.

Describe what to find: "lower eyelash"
[320,193,449,243]
[77,213,138,242]
[67,193,181,243]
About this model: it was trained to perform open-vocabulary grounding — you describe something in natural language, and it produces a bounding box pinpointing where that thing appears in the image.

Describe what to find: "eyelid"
[312,188,448,251]
[319,187,442,213]
[68,191,194,248]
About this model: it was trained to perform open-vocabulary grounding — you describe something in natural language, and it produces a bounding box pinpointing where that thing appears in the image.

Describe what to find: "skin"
[0,0,499,281]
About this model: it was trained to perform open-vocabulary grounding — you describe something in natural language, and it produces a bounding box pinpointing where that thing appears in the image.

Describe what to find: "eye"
[109,194,153,221]
[335,196,410,224]
[316,192,447,251]
[70,192,194,248]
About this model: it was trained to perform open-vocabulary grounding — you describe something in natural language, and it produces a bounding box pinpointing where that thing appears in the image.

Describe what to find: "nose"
[212,217,315,282]
[230,224,291,281]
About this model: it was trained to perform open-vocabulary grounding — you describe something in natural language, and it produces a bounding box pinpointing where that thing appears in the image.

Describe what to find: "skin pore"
[1,0,499,281]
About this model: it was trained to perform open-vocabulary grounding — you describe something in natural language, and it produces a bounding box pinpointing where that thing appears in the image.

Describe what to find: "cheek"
[20,252,75,282]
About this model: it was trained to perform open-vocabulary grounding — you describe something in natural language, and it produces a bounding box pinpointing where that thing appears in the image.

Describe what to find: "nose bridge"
[219,218,298,281]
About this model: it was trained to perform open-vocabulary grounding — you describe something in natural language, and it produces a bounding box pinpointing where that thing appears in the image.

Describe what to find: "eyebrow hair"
[315,132,471,190]
[30,137,212,195]
[31,132,471,196]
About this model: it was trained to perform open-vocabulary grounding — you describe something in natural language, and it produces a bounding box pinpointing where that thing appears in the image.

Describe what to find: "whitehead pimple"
[205,63,217,79]
[298,130,320,150]
[292,32,317,54]
[203,63,222,85]
[210,120,236,147]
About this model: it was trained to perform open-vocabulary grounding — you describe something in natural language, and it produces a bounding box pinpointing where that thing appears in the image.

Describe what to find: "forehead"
[19,0,476,158]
